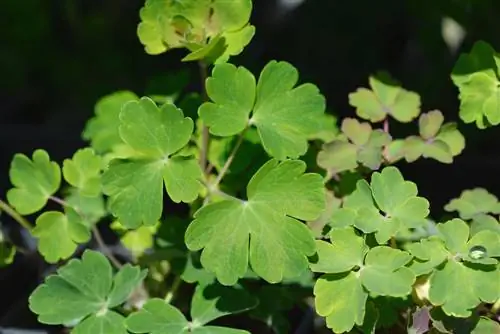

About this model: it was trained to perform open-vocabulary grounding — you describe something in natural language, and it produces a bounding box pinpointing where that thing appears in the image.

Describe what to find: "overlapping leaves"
[137,0,254,64]
[407,219,500,317]
[102,97,203,228]
[185,159,325,285]
[29,250,147,333]
[199,61,326,160]
[126,282,257,333]
[317,118,390,174]
[83,91,139,154]
[331,166,430,244]
[311,227,415,333]
[386,110,465,164]
[451,41,500,129]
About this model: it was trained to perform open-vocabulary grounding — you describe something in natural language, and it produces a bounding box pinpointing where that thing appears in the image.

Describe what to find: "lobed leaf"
[63,148,102,197]
[29,250,146,330]
[102,97,202,228]
[7,149,61,215]
[444,188,500,220]
[83,91,139,153]
[199,61,326,160]
[348,74,421,123]
[185,159,325,285]
[451,41,500,128]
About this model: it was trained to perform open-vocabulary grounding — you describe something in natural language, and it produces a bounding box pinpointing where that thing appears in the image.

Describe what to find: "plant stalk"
[0,199,32,231]
[199,61,210,174]
[212,127,248,189]
[164,275,182,303]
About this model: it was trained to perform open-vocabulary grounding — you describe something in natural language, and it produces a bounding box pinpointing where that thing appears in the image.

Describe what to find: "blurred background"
[1,0,500,331]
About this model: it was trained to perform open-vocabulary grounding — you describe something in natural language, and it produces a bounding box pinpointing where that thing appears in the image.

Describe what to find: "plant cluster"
[0,1,499,333]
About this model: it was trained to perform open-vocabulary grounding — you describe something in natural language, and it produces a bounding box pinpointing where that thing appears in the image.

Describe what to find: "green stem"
[49,196,122,268]
[211,127,248,189]
[0,199,32,231]
[199,61,210,174]
[164,275,182,303]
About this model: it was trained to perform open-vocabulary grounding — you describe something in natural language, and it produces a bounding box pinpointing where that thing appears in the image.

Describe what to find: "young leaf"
[185,159,325,285]
[199,61,326,160]
[317,141,358,175]
[393,111,465,164]
[63,148,102,197]
[32,209,91,263]
[111,221,157,259]
[7,149,61,215]
[29,250,147,331]
[331,166,430,244]
[348,74,421,123]
[102,97,202,228]
[137,0,254,63]
[83,91,139,153]
[317,118,391,174]
[451,41,500,128]
[444,188,500,220]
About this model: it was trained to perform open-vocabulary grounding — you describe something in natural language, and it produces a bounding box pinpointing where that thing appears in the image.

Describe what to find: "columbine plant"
[0,1,499,333]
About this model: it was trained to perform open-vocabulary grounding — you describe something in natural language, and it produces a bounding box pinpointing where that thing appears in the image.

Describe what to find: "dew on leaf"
[468,245,487,259]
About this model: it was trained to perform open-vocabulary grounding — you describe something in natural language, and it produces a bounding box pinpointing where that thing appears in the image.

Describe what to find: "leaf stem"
[164,275,182,303]
[199,60,210,174]
[212,127,248,189]
[91,225,122,268]
[48,196,122,268]
[0,199,32,231]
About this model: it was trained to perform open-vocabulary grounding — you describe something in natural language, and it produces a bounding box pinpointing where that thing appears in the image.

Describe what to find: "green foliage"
[29,250,147,333]
[102,97,203,228]
[32,210,91,263]
[349,73,421,123]
[451,41,500,129]
[331,166,430,244]
[199,61,326,160]
[2,1,500,333]
[7,149,61,215]
[137,0,254,64]
[311,227,416,333]
[126,282,256,333]
[185,159,324,285]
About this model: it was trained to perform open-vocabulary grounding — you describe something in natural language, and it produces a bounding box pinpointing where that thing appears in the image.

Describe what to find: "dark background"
[1,0,500,331]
